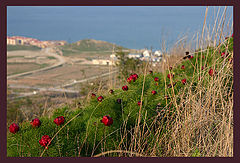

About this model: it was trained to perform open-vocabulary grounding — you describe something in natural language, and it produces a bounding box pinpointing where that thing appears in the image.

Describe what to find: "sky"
[7,6,233,49]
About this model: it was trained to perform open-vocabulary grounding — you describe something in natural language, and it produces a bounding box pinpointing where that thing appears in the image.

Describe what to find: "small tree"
[115,48,142,80]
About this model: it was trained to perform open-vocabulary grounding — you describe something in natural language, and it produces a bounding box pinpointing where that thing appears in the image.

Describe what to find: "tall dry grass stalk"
[95,6,233,157]
[37,6,232,157]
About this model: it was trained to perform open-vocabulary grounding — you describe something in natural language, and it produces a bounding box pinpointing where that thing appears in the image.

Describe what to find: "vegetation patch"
[7,37,233,157]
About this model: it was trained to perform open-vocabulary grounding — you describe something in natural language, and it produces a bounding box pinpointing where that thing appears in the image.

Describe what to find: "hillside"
[7,36,233,157]
[59,39,129,56]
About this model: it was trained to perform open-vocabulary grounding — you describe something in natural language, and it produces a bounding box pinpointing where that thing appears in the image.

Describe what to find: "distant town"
[7,36,67,48]
[7,36,166,66]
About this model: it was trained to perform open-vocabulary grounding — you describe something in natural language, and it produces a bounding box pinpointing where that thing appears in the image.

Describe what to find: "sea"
[7,6,233,50]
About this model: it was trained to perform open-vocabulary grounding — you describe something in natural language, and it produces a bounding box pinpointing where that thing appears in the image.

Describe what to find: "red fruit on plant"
[181,65,185,69]
[221,52,225,58]
[101,115,113,126]
[151,90,157,95]
[201,66,204,70]
[54,116,65,126]
[181,79,187,85]
[202,55,205,59]
[97,96,104,102]
[138,101,142,106]
[116,99,122,104]
[122,85,128,91]
[127,73,138,83]
[169,66,172,70]
[149,70,153,74]
[127,76,133,83]
[9,123,19,134]
[155,83,158,86]
[132,73,138,80]
[188,55,194,59]
[168,82,176,88]
[109,89,114,94]
[39,135,51,148]
[31,118,41,128]
[167,73,174,79]
[209,68,214,76]
[154,77,159,82]
[91,93,96,98]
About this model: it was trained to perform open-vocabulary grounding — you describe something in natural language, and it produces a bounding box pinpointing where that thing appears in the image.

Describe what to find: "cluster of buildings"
[92,49,165,66]
[7,36,67,48]
[126,49,163,62]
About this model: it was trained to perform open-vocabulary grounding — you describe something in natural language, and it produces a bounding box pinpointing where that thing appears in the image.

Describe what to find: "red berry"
[116,99,122,104]
[181,79,187,85]
[31,118,41,128]
[168,82,176,88]
[97,96,104,102]
[138,101,142,106]
[209,68,214,76]
[9,123,19,134]
[127,74,138,83]
[154,77,159,82]
[188,55,194,59]
[54,116,65,126]
[221,52,225,58]
[132,73,138,80]
[122,85,128,91]
[101,115,113,126]
[127,76,133,83]
[169,66,172,70]
[151,90,157,95]
[149,70,153,74]
[167,73,174,79]
[39,135,51,148]
[109,89,114,94]
[91,93,96,98]
[181,65,185,69]
[201,66,204,70]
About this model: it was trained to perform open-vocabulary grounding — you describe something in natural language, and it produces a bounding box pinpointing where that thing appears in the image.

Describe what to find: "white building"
[143,50,151,57]
[110,54,116,58]
[128,53,142,59]
[92,59,115,65]
[154,50,162,57]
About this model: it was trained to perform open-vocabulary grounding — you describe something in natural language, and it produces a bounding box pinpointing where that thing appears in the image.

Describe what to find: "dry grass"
[93,6,233,157]
[12,6,232,157]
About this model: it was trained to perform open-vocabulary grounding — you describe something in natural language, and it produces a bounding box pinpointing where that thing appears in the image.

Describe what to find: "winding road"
[8,69,117,99]
[7,48,66,80]
[7,47,118,99]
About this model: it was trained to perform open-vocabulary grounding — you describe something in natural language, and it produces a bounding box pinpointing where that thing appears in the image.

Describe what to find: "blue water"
[7,6,233,50]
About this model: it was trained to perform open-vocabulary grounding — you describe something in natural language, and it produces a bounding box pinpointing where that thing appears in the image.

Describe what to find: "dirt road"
[7,48,66,79]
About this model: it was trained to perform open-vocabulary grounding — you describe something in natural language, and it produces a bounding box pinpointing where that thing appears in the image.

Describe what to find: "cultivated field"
[7,63,49,76]
[8,64,111,87]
